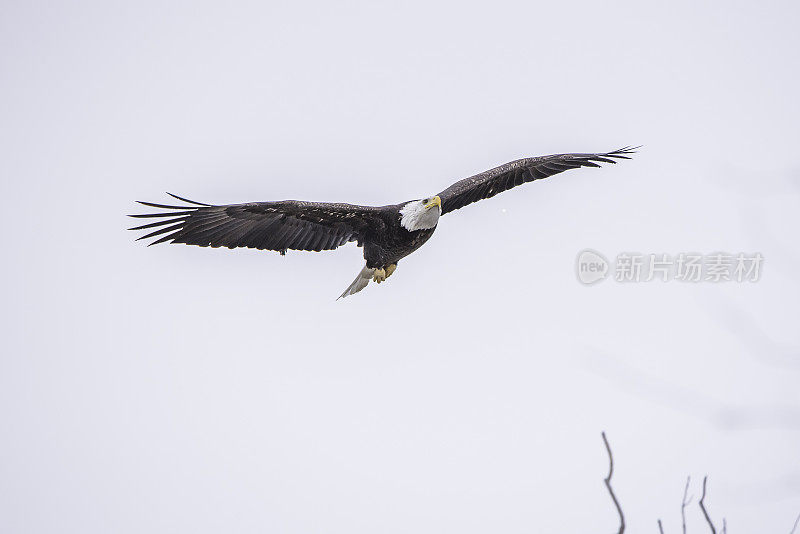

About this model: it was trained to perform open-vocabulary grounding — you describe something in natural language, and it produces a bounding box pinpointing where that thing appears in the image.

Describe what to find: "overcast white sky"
[2,0,799,532]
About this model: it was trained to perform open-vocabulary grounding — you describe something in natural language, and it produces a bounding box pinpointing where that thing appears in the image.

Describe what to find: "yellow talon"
[385,264,397,279]
[372,268,386,283]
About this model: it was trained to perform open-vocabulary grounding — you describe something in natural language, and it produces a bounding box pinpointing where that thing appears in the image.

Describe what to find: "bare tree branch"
[790,511,800,534]
[682,476,692,534]
[602,432,625,534]
[658,519,665,534]
[722,517,727,534]
[699,475,717,534]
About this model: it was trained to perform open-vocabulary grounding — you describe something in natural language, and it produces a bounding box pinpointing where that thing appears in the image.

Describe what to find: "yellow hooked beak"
[425,196,442,210]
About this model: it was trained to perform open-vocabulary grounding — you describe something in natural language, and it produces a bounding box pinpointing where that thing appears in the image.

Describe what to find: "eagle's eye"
[423,198,430,204]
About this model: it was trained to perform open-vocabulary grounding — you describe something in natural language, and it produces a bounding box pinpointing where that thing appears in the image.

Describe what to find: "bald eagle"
[130,147,635,298]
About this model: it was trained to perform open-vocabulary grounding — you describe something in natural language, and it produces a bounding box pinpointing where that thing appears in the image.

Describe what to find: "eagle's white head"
[400,195,442,231]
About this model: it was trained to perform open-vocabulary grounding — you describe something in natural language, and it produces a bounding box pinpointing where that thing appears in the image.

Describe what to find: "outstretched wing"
[129,194,382,253]
[436,147,636,215]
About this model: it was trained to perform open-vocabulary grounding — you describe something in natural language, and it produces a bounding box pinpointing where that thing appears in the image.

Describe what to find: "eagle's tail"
[337,264,374,300]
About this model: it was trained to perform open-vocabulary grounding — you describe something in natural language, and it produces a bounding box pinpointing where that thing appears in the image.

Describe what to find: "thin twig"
[699,475,717,534]
[658,519,665,534]
[722,517,727,534]
[681,476,692,534]
[602,432,625,534]
[790,511,800,534]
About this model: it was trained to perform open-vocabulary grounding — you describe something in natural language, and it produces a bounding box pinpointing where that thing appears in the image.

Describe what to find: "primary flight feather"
[130,147,636,298]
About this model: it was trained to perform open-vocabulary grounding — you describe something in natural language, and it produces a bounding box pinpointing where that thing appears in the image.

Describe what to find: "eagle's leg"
[373,264,397,284]
[372,268,387,283]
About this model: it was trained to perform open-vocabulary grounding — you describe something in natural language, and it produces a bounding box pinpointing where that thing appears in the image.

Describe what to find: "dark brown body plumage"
[363,218,436,269]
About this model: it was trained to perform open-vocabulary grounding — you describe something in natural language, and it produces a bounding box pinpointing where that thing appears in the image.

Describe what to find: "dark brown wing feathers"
[129,195,381,253]
[131,148,635,252]
[437,147,636,215]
